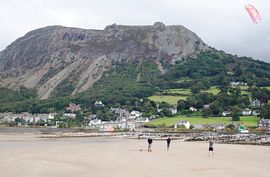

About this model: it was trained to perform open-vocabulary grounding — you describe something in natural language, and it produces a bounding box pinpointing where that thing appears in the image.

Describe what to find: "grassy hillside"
[148,95,187,105]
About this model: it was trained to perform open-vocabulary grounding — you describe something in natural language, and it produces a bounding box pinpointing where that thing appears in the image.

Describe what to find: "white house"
[34,114,51,122]
[222,111,231,117]
[22,115,35,123]
[129,111,142,120]
[203,104,210,109]
[242,108,252,116]
[174,121,190,129]
[170,108,178,115]
[48,114,55,120]
[95,101,105,108]
[230,81,247,87]
[88,119,102,127]
[189,107,197,112]
[100,121,127,131]
[63,113,76,119]
[136,117,149,123]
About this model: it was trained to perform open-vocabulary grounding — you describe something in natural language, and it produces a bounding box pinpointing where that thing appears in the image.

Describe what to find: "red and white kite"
[245,4,261,24]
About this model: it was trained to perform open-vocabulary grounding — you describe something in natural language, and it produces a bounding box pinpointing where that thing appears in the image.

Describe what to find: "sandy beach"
[0,134,269,177]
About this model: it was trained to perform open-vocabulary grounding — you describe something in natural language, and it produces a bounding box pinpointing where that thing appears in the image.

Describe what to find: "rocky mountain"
[0,22,208,99]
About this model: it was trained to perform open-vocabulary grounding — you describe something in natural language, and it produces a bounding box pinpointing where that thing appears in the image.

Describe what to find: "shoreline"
[1,127,270,146]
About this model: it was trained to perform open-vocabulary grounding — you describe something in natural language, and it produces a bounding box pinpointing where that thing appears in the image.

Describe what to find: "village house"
[169,108,178,115]
[99,121,125,131]
[1,112,17,122]
[98,119,139,131]
[129,111,142,120]
[33,113,55,123]
[66,103,81,113]
[251,99,262,107]
[174,121,190,129]
[22,115,35,123]
[33,117,48,123]
[230,81,247,87]
[95,101,105,108]
[136,117,149,123]
[222,111,231,117]
[63,113,76,119]
[203,104,210,109]
[189,107,197,112]
[242,108,252,116]
[88,119,102,127]
[258,119,270,129]
[0,112,56,125]
[110,108,130,121]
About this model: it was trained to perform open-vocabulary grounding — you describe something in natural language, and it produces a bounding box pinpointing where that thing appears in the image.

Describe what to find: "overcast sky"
[1,0,270,62]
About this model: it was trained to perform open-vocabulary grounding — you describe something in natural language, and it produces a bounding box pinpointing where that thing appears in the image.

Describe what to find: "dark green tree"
[231,106,242,121]
[259,104,270,119]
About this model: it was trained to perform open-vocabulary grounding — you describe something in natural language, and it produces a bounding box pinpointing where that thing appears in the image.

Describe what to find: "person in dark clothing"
[147,138,153,152]
[166,136,171,151]
[208,138,214,156]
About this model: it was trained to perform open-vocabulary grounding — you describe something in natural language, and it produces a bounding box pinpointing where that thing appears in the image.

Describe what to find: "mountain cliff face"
[0,22,208,99]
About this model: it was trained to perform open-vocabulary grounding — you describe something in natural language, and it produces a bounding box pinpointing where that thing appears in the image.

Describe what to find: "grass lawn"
[148,95,187,105]
[148,115,259,127]
[202,86,251,96]
[166,89,191,95]
[202,86,220,95]
[238,86,249,95]
[239,86,249,90]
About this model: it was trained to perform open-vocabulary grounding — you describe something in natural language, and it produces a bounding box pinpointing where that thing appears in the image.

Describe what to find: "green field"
[238,86,249,95]
[166,89,191,95]
[148,116,259,127]
[149,85,256,105]
[239,86,249,90]
[202,86,220,95]
[148,95,187,105]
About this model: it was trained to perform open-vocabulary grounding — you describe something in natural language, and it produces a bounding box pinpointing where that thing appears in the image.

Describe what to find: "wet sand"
[0,134,269,177]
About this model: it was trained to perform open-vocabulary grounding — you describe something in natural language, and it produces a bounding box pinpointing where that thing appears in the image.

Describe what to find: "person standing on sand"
[148,138,153,152]
[208,138,214,156]
[166,136,171,151]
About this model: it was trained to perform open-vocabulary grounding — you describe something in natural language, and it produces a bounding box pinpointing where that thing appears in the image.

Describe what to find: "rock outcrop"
[0,22,208,99]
